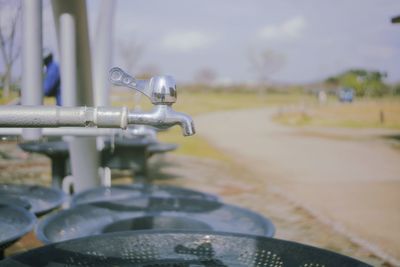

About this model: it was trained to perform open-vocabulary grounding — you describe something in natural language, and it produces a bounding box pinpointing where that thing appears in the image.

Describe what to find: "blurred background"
[0,0,399,266]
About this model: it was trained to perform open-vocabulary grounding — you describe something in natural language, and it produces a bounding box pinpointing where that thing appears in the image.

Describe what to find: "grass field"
[111,89,314,115]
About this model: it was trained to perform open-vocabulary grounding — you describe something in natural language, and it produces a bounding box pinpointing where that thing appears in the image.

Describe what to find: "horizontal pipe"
[0,105,195,136]
[0,128,120,136]
[0,106,128,128]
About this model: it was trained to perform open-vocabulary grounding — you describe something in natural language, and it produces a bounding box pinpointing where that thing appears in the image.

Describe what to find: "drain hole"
[102,216,213,233]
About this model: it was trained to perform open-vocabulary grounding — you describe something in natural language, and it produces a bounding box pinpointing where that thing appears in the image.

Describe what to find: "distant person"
[318,90,327,104]
[43,49,61,105]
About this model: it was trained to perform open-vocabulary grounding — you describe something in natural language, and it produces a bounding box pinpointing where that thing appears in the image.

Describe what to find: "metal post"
[51,0,94,106]
[93,0,116,107]
[93,0,116,153]
[21,0,42,140]
[59,14,77,106]
[52,0,100,192]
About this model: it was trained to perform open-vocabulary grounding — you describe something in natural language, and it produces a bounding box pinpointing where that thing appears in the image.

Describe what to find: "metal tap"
[109,67,195,136]
[0,69,195,137]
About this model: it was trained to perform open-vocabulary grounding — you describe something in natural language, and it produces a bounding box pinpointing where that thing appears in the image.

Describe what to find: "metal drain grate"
[0,231,371,266]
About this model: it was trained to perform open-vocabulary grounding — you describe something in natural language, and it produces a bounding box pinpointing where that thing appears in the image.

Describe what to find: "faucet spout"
[128,105,196,136]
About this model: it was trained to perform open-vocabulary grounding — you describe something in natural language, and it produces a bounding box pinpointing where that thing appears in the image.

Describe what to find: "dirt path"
[195,108,400,265]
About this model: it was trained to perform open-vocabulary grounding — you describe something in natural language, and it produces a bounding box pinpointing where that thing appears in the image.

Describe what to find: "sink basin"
[0,231,371,266]
[0,184,66,216]
[36,196,275,244]
[71,184,218,206]
[0,204,35,259]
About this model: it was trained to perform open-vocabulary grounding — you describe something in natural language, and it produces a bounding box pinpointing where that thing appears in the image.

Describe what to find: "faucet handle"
[109,67,177,105]
[109,67,151,100]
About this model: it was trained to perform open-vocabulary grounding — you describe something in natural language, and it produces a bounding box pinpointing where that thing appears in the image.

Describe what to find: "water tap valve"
[109,67,195,136]
[109,67,177,105]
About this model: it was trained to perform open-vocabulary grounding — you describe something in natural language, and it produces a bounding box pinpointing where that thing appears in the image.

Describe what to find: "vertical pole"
[92,0,116,155]
[59,14,77,106]
[52,0,100,192]
[21,0,42,140]
[93,0,115,107]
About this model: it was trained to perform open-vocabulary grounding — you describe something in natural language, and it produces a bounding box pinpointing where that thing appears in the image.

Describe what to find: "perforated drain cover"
[0,184,66,216]
[71,184,218,206]
[0,231,371,266]
[36,197,275,244]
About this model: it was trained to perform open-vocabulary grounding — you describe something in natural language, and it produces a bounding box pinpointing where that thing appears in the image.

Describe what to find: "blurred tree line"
[325,69,392,97]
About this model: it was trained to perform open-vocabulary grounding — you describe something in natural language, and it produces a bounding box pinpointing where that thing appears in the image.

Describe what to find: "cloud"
[258,16,306,42]
[161,31,215,52]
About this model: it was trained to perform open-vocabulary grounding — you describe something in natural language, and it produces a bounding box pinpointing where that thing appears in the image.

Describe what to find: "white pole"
[21,0,42,140]
[59,14,77,106]
[93,0,116,152]
[51,0,100,192]
[93,0,116,107]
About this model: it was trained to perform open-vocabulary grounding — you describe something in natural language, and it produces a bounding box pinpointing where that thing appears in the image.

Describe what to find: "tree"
[325,69,388,97]
[248,49,285,87]
[0,0,21,98]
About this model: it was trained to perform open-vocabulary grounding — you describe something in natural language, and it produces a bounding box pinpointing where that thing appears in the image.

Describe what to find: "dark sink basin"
[19,141,69,157]
[36,196,275,244]
[102,215,213,233]
[71,184,218,206]
[0,184,66,216]
[0,204,36,259]
[0,195,31,210]
[0,231,371,266]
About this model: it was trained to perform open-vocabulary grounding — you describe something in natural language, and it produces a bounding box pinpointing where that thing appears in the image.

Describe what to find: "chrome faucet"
[109,67,195,136]
[0,68,195,137]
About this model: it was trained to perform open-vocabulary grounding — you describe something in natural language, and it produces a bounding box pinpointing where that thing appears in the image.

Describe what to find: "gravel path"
[194,108,400,266]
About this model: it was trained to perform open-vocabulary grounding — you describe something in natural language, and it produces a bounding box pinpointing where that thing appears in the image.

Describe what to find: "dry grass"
[0,92,20,105]
[110,88,315,115]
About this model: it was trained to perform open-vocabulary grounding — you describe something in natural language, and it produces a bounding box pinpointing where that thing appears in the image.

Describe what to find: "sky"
[1,0,400,84]
[105,0,400,84]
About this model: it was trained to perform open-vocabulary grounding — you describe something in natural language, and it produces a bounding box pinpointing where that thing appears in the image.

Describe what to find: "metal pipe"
[0,106,128,128]
[52,0,101,192]
[93,0,115,107]
[59,13,77,106]
[21,0,43,140]
[92,1,116,151]
[0,105,195,136]
[51,0,94,105]
[0,128,119,137]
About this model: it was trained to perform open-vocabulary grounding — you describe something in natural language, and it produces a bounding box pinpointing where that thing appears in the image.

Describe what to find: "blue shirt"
[44,61,61,105]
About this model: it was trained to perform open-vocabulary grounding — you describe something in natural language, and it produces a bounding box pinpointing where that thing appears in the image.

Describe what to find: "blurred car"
[338,88,354,102]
